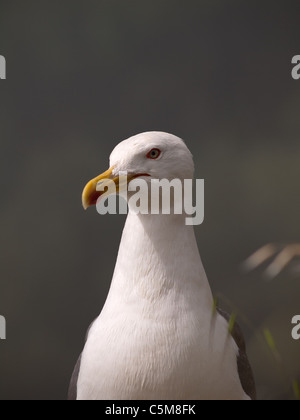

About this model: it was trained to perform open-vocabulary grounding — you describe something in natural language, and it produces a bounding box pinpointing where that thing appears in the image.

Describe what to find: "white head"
[82,132,194,209]
[110,132,194,180]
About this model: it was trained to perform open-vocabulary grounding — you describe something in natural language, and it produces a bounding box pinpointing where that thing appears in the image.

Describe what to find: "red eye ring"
[147,148,161,160]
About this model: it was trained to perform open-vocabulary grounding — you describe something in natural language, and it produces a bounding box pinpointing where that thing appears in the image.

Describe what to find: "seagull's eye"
[147,148,161,160]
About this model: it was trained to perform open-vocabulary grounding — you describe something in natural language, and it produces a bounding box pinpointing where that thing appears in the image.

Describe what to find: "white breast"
[77,212,249,400]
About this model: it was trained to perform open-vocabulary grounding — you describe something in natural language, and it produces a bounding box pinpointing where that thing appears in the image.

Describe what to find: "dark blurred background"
[0,0,300,400]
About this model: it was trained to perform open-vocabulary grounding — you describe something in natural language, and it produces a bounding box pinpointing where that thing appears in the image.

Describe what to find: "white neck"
[107,211,213,309]
[78,211,249,401]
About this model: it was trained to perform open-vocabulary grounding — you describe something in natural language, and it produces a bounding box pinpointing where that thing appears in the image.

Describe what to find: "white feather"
[77,133,249,400]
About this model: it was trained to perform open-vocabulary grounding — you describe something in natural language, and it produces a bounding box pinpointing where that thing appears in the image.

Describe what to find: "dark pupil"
[152,150,157,156]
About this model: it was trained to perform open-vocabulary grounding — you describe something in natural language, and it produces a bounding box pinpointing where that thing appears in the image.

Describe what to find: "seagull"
[69,132,256,400]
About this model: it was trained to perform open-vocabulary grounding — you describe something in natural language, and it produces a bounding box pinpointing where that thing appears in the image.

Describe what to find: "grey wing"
[68,320,96,401]
[218,309,256,401]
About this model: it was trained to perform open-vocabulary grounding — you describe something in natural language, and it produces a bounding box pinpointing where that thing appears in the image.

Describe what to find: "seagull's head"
[82,132,194,209]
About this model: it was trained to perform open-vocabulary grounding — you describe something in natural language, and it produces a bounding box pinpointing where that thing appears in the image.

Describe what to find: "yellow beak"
[82,167,115,210]
[82,167,150,210]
